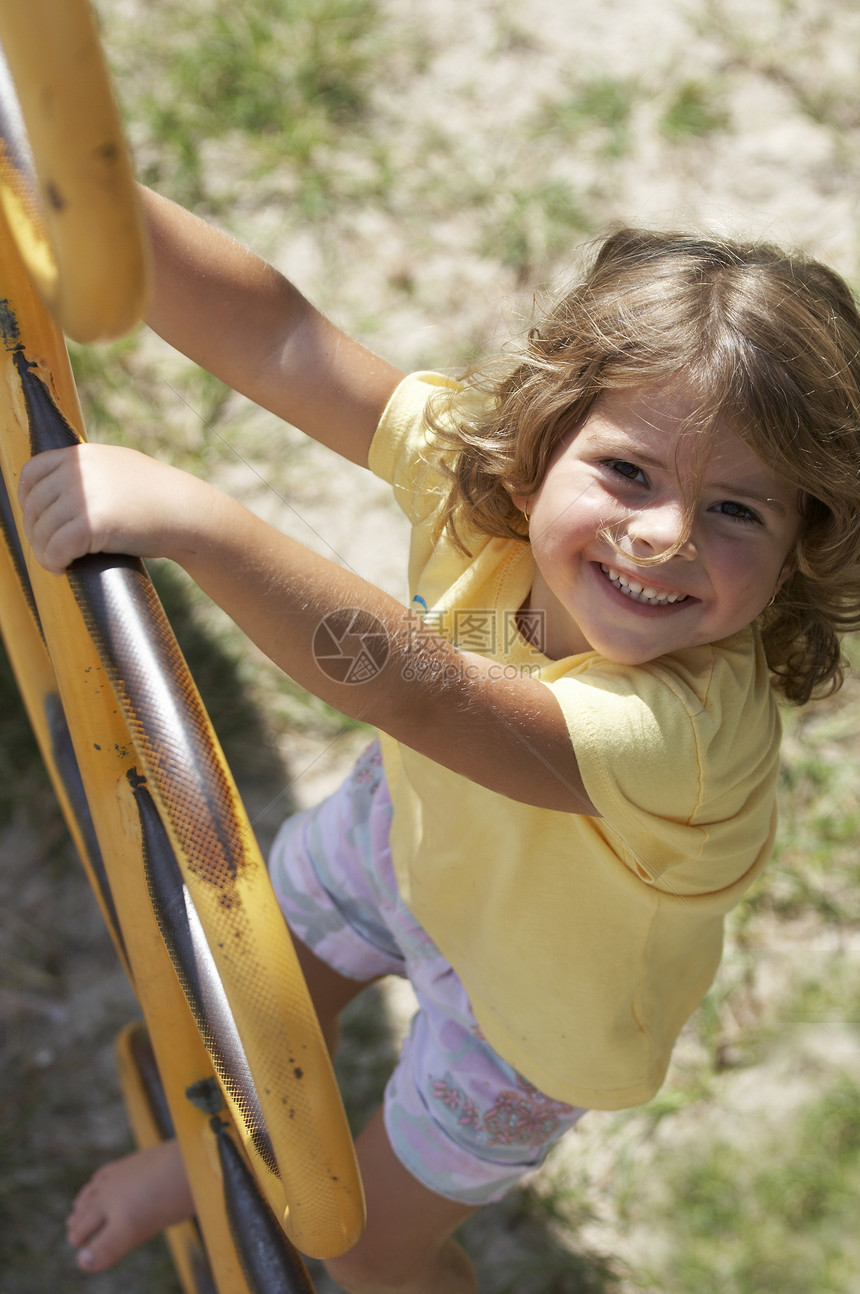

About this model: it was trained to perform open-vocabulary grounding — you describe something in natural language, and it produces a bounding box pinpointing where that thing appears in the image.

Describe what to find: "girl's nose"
[625,503,696,561]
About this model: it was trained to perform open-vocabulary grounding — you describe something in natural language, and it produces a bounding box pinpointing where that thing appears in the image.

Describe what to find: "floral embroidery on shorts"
[431,1072,570,1149]
[353,742,382,785]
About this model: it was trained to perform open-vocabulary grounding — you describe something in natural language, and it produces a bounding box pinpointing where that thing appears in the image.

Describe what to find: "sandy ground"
[4,0,860,1291]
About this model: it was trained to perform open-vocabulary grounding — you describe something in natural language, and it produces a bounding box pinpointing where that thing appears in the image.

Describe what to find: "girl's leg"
[325,1106,478,1294]
[66,1106,479,1289]
[291,930,381,1056]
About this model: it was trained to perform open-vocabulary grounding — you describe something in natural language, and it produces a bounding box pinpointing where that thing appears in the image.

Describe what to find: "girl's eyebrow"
[590,433,667,470]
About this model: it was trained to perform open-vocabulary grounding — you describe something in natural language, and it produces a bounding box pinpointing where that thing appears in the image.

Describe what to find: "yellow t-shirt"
[368,372,781,1110]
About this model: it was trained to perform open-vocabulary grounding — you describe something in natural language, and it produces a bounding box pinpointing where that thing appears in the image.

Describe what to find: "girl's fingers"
[19,448,79,528]
[18,442,206,571]
[18,445,76,504]
[17,448,87,573]
[32,513,91,575]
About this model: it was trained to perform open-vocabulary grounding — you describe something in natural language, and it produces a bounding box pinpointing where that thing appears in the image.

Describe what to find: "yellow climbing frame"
[0,4,364,1291]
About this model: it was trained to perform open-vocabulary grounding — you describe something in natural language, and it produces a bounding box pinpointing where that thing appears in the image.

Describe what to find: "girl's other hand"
[18,444,193,575]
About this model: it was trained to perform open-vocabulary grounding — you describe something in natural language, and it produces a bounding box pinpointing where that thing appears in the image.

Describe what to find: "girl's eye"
[713,499,761,525]
[606,459,646,485]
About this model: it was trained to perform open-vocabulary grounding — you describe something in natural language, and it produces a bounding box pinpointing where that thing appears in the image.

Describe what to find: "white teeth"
[602,565,688,606]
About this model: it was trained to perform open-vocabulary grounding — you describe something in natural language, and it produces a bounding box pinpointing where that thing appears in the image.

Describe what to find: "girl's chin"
[533,564,702,660]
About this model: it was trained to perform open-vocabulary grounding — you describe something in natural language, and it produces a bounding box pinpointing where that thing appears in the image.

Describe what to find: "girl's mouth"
[600,564,689,606]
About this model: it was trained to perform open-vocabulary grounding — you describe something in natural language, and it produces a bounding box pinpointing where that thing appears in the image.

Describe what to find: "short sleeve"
[548,637,781,896]
[368,371,463,524]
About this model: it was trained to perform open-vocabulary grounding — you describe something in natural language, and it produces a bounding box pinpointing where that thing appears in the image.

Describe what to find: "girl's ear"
[510,488,532,521]
[775,551,796,596]
[509,483,531,514]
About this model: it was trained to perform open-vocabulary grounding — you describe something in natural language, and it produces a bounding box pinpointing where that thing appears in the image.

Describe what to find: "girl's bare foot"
[66,1139,194,1273]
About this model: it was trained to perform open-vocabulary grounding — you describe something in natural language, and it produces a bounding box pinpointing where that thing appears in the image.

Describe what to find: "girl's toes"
[66,1186,106,1248]
[75,1230,128,1274]
[64,1162,138,1271]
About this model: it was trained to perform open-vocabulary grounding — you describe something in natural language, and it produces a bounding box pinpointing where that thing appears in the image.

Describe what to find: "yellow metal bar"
[0,0,150,341]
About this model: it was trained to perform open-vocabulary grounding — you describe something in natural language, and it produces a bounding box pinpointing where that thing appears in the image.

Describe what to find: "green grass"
[696,0,860,135]
[102,0,386,211]
[785,954,860,1024]
[543,76,640,158]
[631,1081,860,1294]
[479,179,592,283]
[660,79,730,139]
[66,337,145,442]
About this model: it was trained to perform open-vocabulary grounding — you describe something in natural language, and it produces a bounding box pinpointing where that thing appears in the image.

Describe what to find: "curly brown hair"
[427,227,860,704]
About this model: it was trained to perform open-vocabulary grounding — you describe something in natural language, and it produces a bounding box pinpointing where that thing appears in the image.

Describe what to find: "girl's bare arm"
[19,444,596,816]
[141,188,404,467]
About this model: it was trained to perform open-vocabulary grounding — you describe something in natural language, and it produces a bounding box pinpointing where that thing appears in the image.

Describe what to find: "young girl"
[20,196,860,1294]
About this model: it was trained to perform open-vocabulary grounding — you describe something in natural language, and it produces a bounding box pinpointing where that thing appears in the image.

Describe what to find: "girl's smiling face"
[517,386,801,664]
